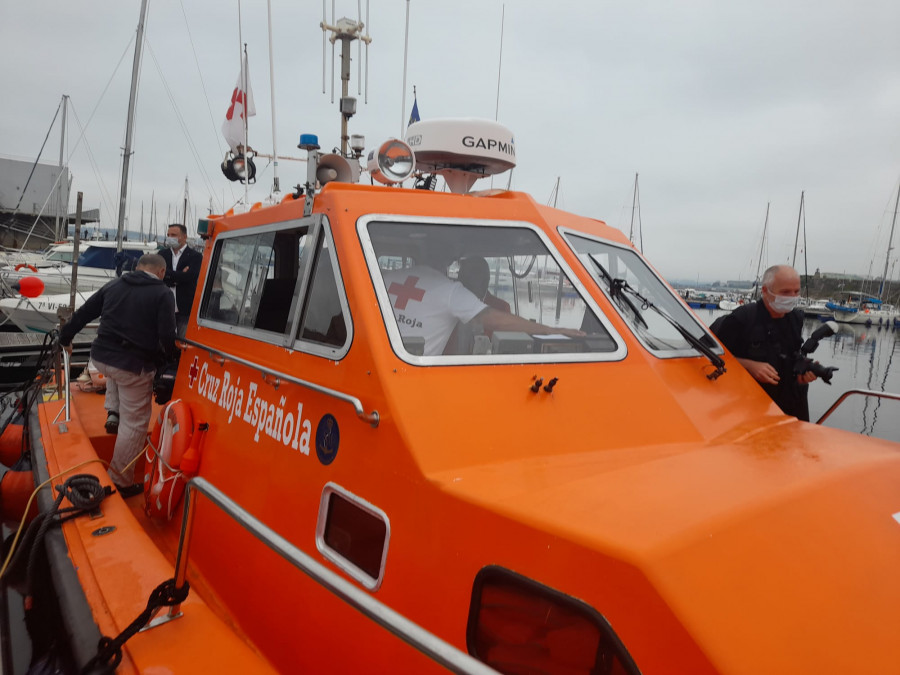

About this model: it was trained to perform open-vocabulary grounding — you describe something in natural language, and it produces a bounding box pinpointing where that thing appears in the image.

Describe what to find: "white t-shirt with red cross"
[382,265,487,355]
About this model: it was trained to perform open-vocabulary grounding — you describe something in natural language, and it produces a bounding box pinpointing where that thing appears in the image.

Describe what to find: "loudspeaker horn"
[316,153,356,185]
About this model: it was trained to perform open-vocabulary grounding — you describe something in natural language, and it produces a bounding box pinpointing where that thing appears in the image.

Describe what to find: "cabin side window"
[198,219,351,356]
[297,239,347,347]
[361,218,625,364]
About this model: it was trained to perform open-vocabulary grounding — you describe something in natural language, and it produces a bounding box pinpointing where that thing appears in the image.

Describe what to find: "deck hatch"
[467,566,640,675]
[316,482,390,590]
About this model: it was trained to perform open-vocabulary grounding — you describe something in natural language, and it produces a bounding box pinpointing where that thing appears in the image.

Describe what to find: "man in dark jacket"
[711,264,818,420]
[160,223,203,336]
[60,254,176,496]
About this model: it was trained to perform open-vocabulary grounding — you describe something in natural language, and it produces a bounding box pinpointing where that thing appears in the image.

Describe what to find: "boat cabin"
[6,120,900,675]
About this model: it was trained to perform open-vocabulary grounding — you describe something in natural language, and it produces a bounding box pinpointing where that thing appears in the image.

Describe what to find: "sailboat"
[0,0,157,334]
[828,184,900,324]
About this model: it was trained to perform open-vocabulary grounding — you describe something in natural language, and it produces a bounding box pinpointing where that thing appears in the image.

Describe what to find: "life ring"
[144,399,195,521]
[14,263,37,273]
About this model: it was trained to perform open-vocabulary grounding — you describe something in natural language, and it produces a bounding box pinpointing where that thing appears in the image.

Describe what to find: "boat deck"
[35,386,276,673]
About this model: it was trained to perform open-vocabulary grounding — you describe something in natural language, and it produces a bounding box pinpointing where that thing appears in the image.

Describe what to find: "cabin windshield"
[563,231,717,355]
[361,218,624,364]
[45,249,74,263]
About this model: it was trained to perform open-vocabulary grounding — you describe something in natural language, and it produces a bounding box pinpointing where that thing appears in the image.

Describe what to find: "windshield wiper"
[589,257,726,380]
[589,258,649,329]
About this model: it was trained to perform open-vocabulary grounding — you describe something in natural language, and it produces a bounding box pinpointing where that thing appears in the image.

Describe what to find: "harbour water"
[696,308,900,443]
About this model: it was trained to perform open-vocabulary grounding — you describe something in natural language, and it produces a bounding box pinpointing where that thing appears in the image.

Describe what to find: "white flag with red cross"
[222,54,256,153]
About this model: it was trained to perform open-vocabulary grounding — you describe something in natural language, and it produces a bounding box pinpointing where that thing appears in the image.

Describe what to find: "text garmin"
[461,135,515,157]
[192,359,313,450]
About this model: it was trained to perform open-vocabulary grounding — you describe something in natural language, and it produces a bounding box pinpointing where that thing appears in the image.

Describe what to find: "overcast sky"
[2,0,899,282]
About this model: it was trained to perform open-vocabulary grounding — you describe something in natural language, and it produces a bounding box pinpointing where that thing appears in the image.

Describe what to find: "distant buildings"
[0,156,98,249]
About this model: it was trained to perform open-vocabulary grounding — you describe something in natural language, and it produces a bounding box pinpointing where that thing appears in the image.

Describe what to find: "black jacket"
[60,271,176,374]
[711,300,809,420]
[160,245,203,315]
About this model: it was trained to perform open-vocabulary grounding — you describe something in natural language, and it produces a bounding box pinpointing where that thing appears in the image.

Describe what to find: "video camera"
[793,321,839,384]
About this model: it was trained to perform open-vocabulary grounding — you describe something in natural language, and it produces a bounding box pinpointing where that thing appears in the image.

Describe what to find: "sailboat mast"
[791,191,804,268]
[628,173,643,252]
[55,95,68,242]
[753,203,770,300]
[878,183,900,299]
[182,176,189,234]
[115,0,150,253]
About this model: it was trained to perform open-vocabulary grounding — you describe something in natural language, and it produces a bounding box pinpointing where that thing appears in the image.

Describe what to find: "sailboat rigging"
[791,191,810,302]
[750,202,770,300]
[877,182,899,300]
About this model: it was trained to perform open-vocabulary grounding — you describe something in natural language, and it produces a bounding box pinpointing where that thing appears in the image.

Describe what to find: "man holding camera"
[711,264,818,421]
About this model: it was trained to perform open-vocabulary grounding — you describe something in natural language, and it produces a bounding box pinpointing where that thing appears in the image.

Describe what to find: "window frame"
[358,214,627,367]
[196,214,352,360]
[560,227,722,360]
[315,482,391,591]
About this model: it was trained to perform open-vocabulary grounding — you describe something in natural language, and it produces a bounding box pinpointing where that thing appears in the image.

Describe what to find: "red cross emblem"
[225,88,248,122]
[188,356,200,389]
[388,275,425,309]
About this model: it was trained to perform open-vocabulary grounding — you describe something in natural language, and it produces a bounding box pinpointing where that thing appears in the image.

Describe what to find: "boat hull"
[831,308,897,324]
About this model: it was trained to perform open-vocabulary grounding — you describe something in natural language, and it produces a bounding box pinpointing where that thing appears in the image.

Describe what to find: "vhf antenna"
[321,1,371,157]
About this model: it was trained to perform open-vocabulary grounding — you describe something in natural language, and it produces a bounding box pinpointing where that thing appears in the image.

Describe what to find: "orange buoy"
[13,263,37,273]
[0,470,37,525]
[0,423,25,467]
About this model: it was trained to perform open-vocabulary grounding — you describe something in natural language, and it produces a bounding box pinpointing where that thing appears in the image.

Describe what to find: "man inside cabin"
[458,256,511,313]
[160,223,203,337]
[382,258,583,356]
[59,253,177,497]
[710,264,817,421]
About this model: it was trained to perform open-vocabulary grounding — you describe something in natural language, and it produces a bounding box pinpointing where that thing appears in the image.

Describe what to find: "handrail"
[169,477,499,675]
[52,347,71,424]
[179,336,380,427]
[816,388,900,425]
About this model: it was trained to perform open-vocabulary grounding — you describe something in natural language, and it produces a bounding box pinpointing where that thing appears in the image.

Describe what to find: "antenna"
[321,2,371,156]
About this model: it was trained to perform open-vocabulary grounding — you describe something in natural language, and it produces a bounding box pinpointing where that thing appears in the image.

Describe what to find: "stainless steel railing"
[166,477,498,675]
[816,388,900,425]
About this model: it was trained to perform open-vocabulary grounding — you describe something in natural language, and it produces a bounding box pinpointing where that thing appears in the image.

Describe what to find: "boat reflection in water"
[816,321,900,440]
[697,308,900,442]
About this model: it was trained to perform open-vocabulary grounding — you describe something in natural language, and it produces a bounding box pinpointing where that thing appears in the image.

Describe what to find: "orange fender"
[0,423,25,467]
[0,470,37,525]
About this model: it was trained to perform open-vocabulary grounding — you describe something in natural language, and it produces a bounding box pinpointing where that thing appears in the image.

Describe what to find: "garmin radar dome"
[405,118,517,194]
[367,139,416,185]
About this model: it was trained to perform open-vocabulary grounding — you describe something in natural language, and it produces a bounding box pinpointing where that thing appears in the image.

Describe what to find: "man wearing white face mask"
[160,223,203,337]
[711,264,817,421]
